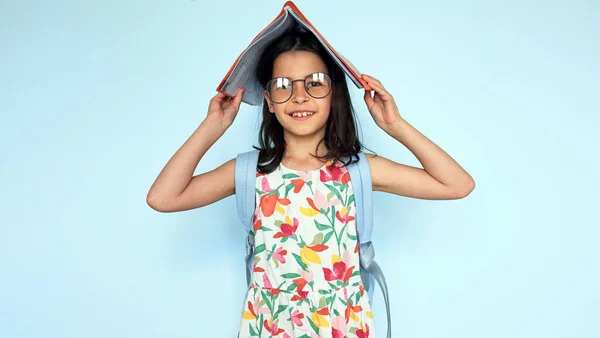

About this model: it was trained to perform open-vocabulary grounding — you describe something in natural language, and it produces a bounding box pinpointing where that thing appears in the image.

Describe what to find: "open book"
[216,1,370,106]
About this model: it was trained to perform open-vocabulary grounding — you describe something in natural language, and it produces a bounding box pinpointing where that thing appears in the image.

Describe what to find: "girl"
[147,30,474,338]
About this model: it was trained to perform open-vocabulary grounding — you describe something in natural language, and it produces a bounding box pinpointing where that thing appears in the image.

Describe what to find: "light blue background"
[1,0,598,337]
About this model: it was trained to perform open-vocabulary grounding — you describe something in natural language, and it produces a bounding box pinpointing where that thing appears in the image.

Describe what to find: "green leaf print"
[248,324,257,337]
[282,173,300,179]
[281,273,301,278]
[298,236,307,248]
[347,233,357,240]
[293,253,308,271]
[327,191,334,200]
[255,188,264,195]
[261,290,272,312]
[306,181,314,195]
[261,226,273,232]
[323,231,334,244]
[318,297,327,309]
[255,244,266,255]
[297,335,312,338]
[267,244,277,259]
[314,220,330,231]
[310,233,324,245]
[333,309,341,316]
[350,327,358,334]
[275,305,287,317]
[284,182,294,198]
[287,283,297,292]
[324,183,343,203]
[348,193,355,205]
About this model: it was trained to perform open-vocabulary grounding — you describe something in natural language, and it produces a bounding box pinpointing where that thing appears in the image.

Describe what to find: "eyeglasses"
[265,72,332,104]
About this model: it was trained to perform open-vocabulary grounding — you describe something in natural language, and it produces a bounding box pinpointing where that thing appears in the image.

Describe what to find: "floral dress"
[237,159,375,338]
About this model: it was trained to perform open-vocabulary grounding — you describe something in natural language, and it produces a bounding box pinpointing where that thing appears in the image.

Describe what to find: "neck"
[282,131,329,161]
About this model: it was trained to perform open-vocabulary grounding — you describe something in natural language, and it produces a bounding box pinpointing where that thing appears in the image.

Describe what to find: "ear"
[263,91,274,112]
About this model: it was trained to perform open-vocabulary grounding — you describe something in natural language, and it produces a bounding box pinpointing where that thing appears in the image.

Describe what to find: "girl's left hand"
[362,74,403,132]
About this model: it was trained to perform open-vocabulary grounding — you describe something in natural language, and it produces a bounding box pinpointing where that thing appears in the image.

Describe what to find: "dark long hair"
[252,28,374,174]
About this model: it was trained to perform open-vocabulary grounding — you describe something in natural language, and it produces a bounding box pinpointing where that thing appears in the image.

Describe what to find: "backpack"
[234,149,391,338]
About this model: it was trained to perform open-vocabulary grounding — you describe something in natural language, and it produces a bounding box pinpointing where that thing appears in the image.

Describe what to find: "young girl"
[147,30,474,338]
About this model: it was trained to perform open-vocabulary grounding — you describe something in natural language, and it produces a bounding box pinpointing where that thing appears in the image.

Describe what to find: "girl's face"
[264,50,332,137]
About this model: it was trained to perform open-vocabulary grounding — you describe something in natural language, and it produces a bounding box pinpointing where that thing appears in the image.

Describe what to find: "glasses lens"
[266,73,332,103]
[305,72,331,98]
[266,77,292,103]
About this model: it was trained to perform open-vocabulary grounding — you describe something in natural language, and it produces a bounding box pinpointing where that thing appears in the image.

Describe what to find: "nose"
[291,80,309,103]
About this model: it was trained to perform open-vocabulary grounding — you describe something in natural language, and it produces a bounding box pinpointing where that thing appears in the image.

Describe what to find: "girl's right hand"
[205,88,245,130]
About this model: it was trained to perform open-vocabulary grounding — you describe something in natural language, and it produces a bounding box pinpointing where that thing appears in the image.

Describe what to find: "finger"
[362,74,383,86]
[232,88,245,108]
[365,80,390,100]
[212,91,230,104]
[363,89,374,108]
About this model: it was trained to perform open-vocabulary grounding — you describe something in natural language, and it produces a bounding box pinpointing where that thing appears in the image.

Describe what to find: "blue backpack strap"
[234,149,260,287]
[346,151,392,338]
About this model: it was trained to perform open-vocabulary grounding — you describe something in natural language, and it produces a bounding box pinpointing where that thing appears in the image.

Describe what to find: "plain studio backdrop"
[1,0,598,337]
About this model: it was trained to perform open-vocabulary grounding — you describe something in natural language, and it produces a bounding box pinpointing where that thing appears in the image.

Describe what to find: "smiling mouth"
[288,111,316,120]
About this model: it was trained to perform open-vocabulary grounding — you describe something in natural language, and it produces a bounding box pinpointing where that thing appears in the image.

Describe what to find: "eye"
[307,81,322,87]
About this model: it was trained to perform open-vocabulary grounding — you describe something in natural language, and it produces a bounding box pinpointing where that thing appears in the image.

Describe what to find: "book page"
[286,9,363,88]
[221,12,296,105]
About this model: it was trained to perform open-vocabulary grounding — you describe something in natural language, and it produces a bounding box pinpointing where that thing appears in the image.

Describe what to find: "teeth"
[291,112,314,117]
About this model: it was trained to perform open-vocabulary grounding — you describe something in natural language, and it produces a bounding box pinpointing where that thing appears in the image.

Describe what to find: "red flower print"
[290,277,309,301]
[306,243,328,252]
[264,319,285,336]
[253,219,262,232]
[259,188,291,217]
[291,178,305,193]
[320,161,350,184]
[290,309,304,327]
[323,261,355,283]
[292,277,308,291]
[331,316,346,338]
[336,209,355,224]
[273,247,287,263]
[317,307,330,316]
[306,197,320,212]
[290,290,309,301]
[260,192,279,217]
[356,323,370,338]
[273,217,299,238]
[262,273,281,297]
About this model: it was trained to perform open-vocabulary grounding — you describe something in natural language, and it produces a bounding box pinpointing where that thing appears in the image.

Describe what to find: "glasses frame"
[265,72,332,104]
